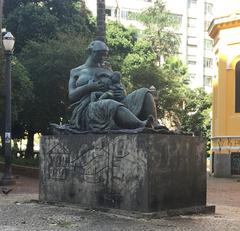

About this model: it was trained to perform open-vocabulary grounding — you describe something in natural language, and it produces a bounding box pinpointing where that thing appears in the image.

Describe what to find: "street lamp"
[0,32,16,186]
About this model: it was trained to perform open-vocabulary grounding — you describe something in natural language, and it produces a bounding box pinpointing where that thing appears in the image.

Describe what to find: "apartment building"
[84,0,215,91]
[165,0,215,92]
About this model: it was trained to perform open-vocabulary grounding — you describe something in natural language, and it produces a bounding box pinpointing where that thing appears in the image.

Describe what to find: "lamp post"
[0,32,15,186]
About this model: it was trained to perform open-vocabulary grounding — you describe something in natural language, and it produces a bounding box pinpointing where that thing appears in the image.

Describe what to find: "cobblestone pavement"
[0,175,240,231]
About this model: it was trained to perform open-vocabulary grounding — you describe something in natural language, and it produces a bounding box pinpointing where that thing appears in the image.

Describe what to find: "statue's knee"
[145,91,154,102]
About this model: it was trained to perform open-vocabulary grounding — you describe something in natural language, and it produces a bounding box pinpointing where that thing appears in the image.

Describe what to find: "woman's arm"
[111,84,126,101]
[68,71,105,103]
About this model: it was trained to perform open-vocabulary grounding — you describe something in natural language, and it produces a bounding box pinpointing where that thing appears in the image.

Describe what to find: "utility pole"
[115,0,120,22]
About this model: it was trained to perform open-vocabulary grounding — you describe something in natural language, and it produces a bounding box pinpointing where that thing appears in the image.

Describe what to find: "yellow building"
[209,13,240,177]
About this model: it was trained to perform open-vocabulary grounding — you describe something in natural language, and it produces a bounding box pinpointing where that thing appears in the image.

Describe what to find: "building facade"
[165,0,215,92]
[209,14,240,177]
[84,0,215,91]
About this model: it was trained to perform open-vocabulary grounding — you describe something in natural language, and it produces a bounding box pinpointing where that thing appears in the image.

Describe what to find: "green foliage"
[11,58,33,122]
[133,0,180,61]
[122,42,189,119]
[106,22,136,54]
[121,39,157,91]
[5,3,59,53]
[0,57,33,138]
[19,34,90,133]
[2,0,96,156]
[42,0,96,34]
[4,0,96,53]
[106,22,137,71]
[180,88,212,138]
[158,56,189,114]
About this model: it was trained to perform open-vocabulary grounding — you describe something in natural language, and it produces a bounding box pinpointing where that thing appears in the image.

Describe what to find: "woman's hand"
[89,81,106,91]
[112,89,125,101]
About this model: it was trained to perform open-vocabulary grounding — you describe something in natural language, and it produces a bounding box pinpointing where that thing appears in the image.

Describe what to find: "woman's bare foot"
[154,123,169,131]
[145,115,155,129]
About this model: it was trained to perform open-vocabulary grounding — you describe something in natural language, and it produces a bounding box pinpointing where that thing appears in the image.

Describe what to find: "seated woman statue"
[68,40,163,132]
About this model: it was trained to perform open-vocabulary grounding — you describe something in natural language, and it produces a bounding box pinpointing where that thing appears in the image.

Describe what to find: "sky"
[214,0,240,17]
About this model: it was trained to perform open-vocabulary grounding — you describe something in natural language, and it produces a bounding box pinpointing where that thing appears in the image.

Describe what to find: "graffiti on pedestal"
[46,136,138,186]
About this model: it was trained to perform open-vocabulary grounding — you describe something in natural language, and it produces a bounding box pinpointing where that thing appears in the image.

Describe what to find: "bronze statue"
[68,40,166,132]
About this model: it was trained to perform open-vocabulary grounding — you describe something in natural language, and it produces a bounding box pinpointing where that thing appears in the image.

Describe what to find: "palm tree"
[97,0,105,42]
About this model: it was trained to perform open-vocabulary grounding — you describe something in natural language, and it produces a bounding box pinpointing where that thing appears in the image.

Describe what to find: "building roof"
[208,12,240,38]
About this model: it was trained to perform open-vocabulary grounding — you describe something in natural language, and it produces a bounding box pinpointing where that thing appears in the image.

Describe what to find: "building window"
[188,55,196,60]
[188,17,197,28]
[171,14,182,27]
[204,57,213,68]
[204,39,213,50]
[188,45,197,56]
[188,0,197,8]
[205,2,213,15]
[105,8,112,16]
[204,21,211,31]
[204,75,212,87]
[188,60,197,65]
[235,61,240,112]
[188,36,197,45]
[188,55,197,64]
[189,73,196,79]
[121,10,129,19]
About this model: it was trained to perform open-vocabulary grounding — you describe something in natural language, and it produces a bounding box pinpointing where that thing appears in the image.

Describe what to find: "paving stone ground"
[0,173,240,231]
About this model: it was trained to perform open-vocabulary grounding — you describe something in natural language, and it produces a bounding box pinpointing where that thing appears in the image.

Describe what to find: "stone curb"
[0,161,39,178]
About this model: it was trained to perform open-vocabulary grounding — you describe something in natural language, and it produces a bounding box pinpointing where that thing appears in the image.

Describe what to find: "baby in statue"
[90,71,124,102]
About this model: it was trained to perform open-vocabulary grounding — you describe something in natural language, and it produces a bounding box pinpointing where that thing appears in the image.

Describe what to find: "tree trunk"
[25,130,34,159]
[97,0,105,42]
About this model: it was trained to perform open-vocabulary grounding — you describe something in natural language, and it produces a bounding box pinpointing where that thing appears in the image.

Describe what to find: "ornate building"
[209,13,240,176]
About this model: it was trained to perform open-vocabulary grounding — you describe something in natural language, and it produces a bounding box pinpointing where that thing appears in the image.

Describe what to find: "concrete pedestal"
[40,134,207,212]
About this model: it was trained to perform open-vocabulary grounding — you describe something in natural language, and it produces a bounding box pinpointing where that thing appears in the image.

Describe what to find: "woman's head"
[87,40,109,64]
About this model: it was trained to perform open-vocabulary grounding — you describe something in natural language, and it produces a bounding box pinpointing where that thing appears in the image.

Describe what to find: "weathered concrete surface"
[213,154,231,177]
[40,134,206,212]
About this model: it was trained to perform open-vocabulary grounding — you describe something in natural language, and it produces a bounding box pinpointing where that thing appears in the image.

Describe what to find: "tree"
[42,0,95,34]
[0,58,33,154]
[5,3,58,53]
[19,34,90,157]
[4,0,96,53]
[134,0,180,63]
[121,39,157,91]
[2,0,96,157]
[106,21,137,71]
[180,88,212,137]
[122,45,189,122]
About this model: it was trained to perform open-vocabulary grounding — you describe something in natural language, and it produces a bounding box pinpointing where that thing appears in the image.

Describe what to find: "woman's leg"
[139,92,157,121]
[115,106,154,129]
[139,92,169,130]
